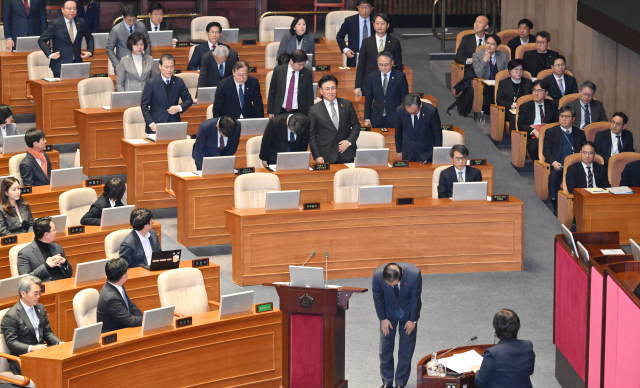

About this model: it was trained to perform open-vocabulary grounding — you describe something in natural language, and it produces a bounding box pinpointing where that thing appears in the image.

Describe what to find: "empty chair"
[175,73,199,101]
[0,309,36,387]
[190,16,230,42]
[442,130,464,147]
[265,42,280,69]
[59,188,99,227]
[333,168,379,203]
[27,51,53,100]
[8,243,30,277]
[104,229,132,259]
[8,153,26,186]
[123,106,146,139]
[265,70,274,96]
[608,152,640,187]
[246,136,263,168]
[158,267,219,316]
[356,132,385,149]
[234,173,281,209]
[259,16,294,41]
[167,139,197,173]
[73,288,99,328]
[78,78,114,109]
[431,165,452,198]
[324,10,357,40]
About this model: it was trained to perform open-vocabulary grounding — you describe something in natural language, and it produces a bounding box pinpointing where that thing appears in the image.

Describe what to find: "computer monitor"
[219,28,239,44]
[60,63,90,80]
[305,54,314,70]
[2,135,27,154]
[265,190,300,210]
[105,91,142,110]
[50,214,67,235]
[289,266,325,288]
[273,27,289,43]
[100,205,135,229]
[219,291,254,318]
[576,241,589,265]
[49,167,83,190]
[14,37,40,53]
[239,118,269,137]
[74,259,110,286]
[196,87,216,105]
[432,147,451,165]
[148,122,188,142]
[358,185,393,205]
[82,33,108,50]
[148,250,181,271]
[0,275,28,300]
[141,306,175,334]
[276,151,310,171]
[313,83,318,98]
[148,31,173,46]
[355,149,389,167]
[630,239,640,261]
[200,156,235,176]
[451,182,488,201]
[561,224,578,258]
[70,322,103,353]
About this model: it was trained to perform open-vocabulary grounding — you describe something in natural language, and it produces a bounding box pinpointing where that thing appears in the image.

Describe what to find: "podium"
[416,344,493,388]
[265,283,367,388]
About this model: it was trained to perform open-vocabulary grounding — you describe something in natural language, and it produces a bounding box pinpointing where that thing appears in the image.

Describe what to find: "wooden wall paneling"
[614,45,632,117]
[633,53,640,141]
[525,0,536,29]
[533,0,546,33]
[544,0,560,52]
[601,35,618,120]
[557,0,574,62]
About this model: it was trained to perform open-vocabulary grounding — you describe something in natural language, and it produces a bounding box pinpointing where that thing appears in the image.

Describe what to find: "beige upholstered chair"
[8,153,26,186]
[78,78,114,109]
[8,243,30,277]
[167,139,197,173]
[450,30,474,95]
[206,104,213,120]
[59,188,98,227]
[431,165,452,198]
[190,16,230,42]
[497,29,519,46]
[559,93,579,109]
[325,11,357,40]
[73,288,99,328]
[105,229,132,259]
[175,73,199,101]
[158,268,220,316]
[27,51,53,80]
[533,123,558,200]
[515,43,536,60]
[584,122,610,142]
[234,173,281,209]
[265,71,274,96]
[188,45,196,62]
[356,132,385,149]
[333,168,379,203]
[123,107,146,139]
[259,16,294,41]
[609,152,640,187]
[536,69,574,81]
[442,131,464,147]
[0,309,36,387]
[265,42,280,69]
[245,136,263,168]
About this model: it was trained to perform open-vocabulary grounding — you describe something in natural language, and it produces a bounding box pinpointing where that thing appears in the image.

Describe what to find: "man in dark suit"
[97,257,143,333]
[543,55,578,100]
[309,75,360,164]
[595,112,634,166]
[37,0,94,78]
[336,0,375,68]
[372,262,422,388]
[259,114,310,167]
[568,80,608,130]
[213,60,264,120]
[192,116,241,170]
[3,0,46,51]
[144,2,178,41]
[517,80,558,161]
[18,217,73,282]
[267,50,314,117]
[507,19,535,59]
[1,276,62,375]
[394,94,442,162]
[438,145,483,198]
[620,160,640,187]
[543,105,586,211]
[19,128,51,187]
[106,4,151,72]
[454,15,489,68]
[119,208,161,269]
[141,53,193,134]
[197,45,235,88]
[565,141,610,194]
[188,22,237,71]
[364,51,408,128]
[521,31,558,78]
[354,13,402,94]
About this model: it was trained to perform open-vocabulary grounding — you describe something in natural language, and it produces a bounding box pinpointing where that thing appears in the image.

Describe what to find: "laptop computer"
[289,265,325,288]
[49,167,83,190]
[103,91,142,110]
[273,27,289,43]
[141,306,175,334]
[239,118,269,137]
[148,250,182,271]
[60,63,91,80]
[265,190,300,211]
[82,33,108,50]
[70,322,103,353]
[305,54,314,70]
[630,239,640,261]
[148,122,188,142]
[2,135,27,154]
[220,28,239,44]
[451,181,488,201]
[50,214,67,235]
[358,185,393,205]
[74,258,109,286]
[276,151,310,171]
[0,275,28,300]
[219,291,254,318]
[100,205,135,229]
[200,156,236,176]
[432,147,452,164]
[153,58,160,73]
[148,31,173,47]
[196,87,216,105]
[561,224,578,258]
[576,241,589,265]
[313,83,318,98]
[355,149,389,167]
[14,37,40,53]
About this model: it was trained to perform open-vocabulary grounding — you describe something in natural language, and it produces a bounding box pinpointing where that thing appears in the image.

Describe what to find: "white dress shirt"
[581,162,598,188]
[135,230,153,266]
[217,130,228,148]
[150,21,160,31]
[611,131,622,155]
[109,199,117,207]
[553,74,565,95]
[282,65,299,110]
[323,98,340,126]
[520,37,530,44]
[465,34,486,65]
[48,17,77,58]
[108,282,129,310]
[234,79,245,118]
[287,114,297,141]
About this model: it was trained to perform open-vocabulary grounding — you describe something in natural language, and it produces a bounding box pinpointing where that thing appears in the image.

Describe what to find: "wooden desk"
[573,188,640,244]
[225,197,523,286]
[416,344,492,388]
[20,181,104,220]
[151,45,190,71]
[0,150,59,176]
[21,307,282,388]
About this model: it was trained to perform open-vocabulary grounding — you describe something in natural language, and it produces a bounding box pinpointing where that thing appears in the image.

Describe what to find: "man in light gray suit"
[17,217,73,282]
[472,34,508,109]
[567,80,608,129]
[0,105,21,149]
[106,4,152,72]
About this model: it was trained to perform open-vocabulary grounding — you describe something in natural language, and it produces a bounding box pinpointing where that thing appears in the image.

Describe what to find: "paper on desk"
[601,249,626,255]
[147,134,156,141]
[123,138,149,145]
[482,80,495,86]
[607,186,634,194]
[174,172,197,178]
[43,78,60,82]
[326,285,341,289]
[102,106,111,110]
[269,165,277,171]
[344,163,356,168]
[193,171,203,177]
[586,188,608,194]
[439,350,484,374]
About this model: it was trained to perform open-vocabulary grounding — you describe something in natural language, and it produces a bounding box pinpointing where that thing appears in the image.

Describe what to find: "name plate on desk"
[256,302,273,313]
[314,38,321,43]
[92,73,108,78]
[68,226,85,235]
[393,161,409,168]
[192,258,209,268]
[1,235,17,246]
[85,178,102,187]
[175,41,190,47]
[396,198,414,205]
[360,127,370,131]
[248,67,257,73]
[316,65,331,71]
[469,159,487,166]
[441,125,452,131]
[176,316,193,328]
[237,167,255,175]
[102,333,117,345]
[303,203,320,210]
[173,70,182,74]
[45,145,52,152]
[492,194,509,202]
[313,163,329,171]
[242,39,256,45]
[20,186,32,194]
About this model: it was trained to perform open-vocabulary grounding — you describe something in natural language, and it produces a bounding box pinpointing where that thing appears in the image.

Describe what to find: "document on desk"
[607,186,634,194]
[482,80,495,86]
[123,139,149,145]
[601,249,626,255]
[344,163,355,168]
[175,171,198,178]
[439,350,484,373]
[585,188,608,194]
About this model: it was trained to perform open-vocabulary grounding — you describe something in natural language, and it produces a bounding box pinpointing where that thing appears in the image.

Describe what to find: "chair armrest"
[557,190,575,226]
[471,78,484,113]
[489,104,505,142]
[510,130,528,168]
[0,353,30,386]
[208,300,220,311]
[164,172,176,197]
[173,312,184,318]
[26,81,34,102]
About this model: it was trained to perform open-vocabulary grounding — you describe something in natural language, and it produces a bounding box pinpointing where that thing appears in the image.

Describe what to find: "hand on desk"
[354,88,362,97]
[167,106,180,115]
[149,123,157,132]
[30,344,47,352]
[381,319,393,336]
[315,157,325,164]
[80,51,92,59]
[404,320,416,335]
[5,39,14,51]
[262,160,269,168]
[50,52,61,60]
[338,140,350,153]
[471,365,480,373]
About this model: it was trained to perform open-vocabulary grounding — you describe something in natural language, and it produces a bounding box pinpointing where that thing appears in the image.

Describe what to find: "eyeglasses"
[453,156,468,162]
[511,68,523,72]
[358,5,372,9]
[553,63,565,67]
[207,31,221,35]
[322,86,337,92]
[559,114,574,119]
[31,292,44,297]
[536,40,547,45]
[581,151,595,155]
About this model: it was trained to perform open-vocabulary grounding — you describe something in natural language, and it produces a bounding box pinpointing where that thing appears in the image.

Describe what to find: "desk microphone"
[325,252,329,285]
[438,335,478,359]
[301,251,316,266]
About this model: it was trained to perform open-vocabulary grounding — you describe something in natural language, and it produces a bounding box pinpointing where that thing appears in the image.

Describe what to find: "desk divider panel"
[587,268,604,388]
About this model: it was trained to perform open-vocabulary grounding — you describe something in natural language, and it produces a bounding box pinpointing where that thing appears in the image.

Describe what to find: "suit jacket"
[0,123,21,149]
[355,34,403,90]
[620,160,640,187]
[140,74,193,134]
[276,32,316,66]
[394,104,443,162]
[521,49,558,77]
[308,98,360,163]
[455,33,483,65]
[75,0,100,33]
[567,99,608,128]
[336,14,375,67]
[566,161,609,194]
[80,192,125,226]
[364,69,408,128]
[474,338,535,388]
[517,100,558,133]
[496,78,532,109]
[37,16,95,76]
[372,262,422,322]
[106,20,152,68]
[1,301,60,375]
[267,64,314,115]
[594,129,635,165]
[187,41,233,71]
[507,34,535,59]
[143,17,179,40]
[3,0,46,41]
[543,125,586,166]
[96,282,143,333]
[115,53,154,92]
[19,152,52,187]
[472,50,509,80]
[544,74,578,100]
[17,240,72,282]
[259,114,310,165]
[118,229,161,269]
[196,49,237,88]
[212,75,264,120]
[0,201,33,236]
[192,117,242,170]
[437,165,483,198]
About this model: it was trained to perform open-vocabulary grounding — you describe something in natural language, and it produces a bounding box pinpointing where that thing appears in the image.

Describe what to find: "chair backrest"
[559,93,579,109]
[497,29,519,44]
[27,51,53,80]
[190,16,230,42]
[537,123,558,162]
[442,130,464,147]
[537,69,574,80]
[73,288,99,328]
[158,268,209,315]
[206,104,213,120]
[265,42,280,69]
[8,153,26,186]
[188,45,196,62]
[104,229,132,259]
[59,188,98,227]
[333,168,379,203]
[562,153,604,192]
[515,94,536,126]
[265,70,274,96]
[9,243,30,277]
[259,16,294,41]
[245,136,263,168]
[78,78,115,109]
[356,132,385,149]
[431,165,452,198]
[175,73,199,101]
[455,30,475,51]
[421,97,438,108]
[497,44,511,59]
[493,69,532,102]
[325,11,357,40]
[584,121,610,142]
[123,106,146,139]
[167,139,197,173]
[515,43,536,59]
[234,172,281,209]
[608,152,640,187]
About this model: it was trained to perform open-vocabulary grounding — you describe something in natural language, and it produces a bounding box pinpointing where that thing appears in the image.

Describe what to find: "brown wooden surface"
[416,344,493,388]
[20,307,282,388]
[573,188,640,244]
[151,45,190,71]
[20,181,104,221]
[0,150,59,176]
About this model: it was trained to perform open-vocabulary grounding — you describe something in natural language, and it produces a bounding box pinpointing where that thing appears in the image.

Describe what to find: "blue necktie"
[128,26,133,34]
[393,285,404,319]
[219,64,224,77]
[238,85,244,109]
[288,131,295,152]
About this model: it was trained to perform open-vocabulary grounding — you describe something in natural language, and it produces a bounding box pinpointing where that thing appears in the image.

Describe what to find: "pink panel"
[290,313,323,388]
[587,270,603,388]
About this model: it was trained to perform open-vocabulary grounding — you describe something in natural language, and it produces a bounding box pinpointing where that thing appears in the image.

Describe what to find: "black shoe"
[380,385,393,388]
[395,385,405,388]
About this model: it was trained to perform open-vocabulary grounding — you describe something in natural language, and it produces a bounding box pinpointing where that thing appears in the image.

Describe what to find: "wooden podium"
[416,344,493,388]
[265,283,367,388]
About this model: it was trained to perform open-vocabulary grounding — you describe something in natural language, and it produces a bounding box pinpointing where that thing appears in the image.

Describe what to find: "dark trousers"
[379,319,417,386]
[527,133,539,161]
[374,115,393,129]
[548,167,563,200]
[279,107,299,114]
[505,109,516,132]
[332,153,354,164]
[482,85,495,112]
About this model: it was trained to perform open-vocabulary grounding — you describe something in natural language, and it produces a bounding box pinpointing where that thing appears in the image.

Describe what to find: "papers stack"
[586,188,608,194]
[438,350,484,374]
[607,186,634,194]
[601,249,626,255]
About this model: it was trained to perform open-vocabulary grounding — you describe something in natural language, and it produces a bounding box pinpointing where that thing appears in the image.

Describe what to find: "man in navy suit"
[517,80,558,162]
[188,22,238,71]
[454,15,489,68]
[438,145,483,198]
[336,0,375,68]
[97,258,143,333]
[595,112,634,166]
[3,0,46,51]
[37,0,94,78]
[543,55,578,100]
[372,262,422,388]
[192,116,241,170]
[394,94,442,162]
[212,60,264,120]
[364,51,408,128]
[259,114,310,167]
[565,141,609,194]
[620,160,640,187]
[521,31,558,77]
[140,53,193,134]
[267,50,315,117]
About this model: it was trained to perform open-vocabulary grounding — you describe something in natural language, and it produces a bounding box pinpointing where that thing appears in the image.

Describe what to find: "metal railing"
[113,13,201,27]
[259,10,332,23]
[431,0,497,52]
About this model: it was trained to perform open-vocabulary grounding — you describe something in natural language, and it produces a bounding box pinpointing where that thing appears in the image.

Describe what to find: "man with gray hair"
[567,80,608,129]
[197,44,238,89]
[1,276,62,374]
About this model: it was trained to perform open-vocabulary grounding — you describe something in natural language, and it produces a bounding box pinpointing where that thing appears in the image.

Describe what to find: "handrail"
[432,0,497,52]
[113,13,201,27]
[259,10,332,23]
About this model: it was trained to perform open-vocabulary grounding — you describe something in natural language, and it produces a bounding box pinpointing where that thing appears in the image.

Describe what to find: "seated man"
[594,112,635,166]
[517,80,558,161]
[144,2,178,42]
[565,141,610,193]
[19,128,51,187]
[118,207,161,269]
[1,276,62,375]
[567,80,608,129]
[309,75,360,164]
[454,15,489,70]
[192,115,241,170]
[438,144,483,198]
[472,34,508,108]
[507,19,535,59]
[106,4,151,72]
[620,160,640,187]
[18,217,72,282]
[544,55,578,100]
[395,94,442,162]
[363,51,409,129]
[212,60,264,120]
[259,113,310,167]
[97,257,143,333]
[197,45,234,88]
[267,50,315,117]
[522,31,558,77]
[188,21,238,71]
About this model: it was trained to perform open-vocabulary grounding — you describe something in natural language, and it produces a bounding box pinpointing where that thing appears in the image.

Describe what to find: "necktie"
[558,78,565,95]
[393,285,399,297]
[583,105,591,128]
[23,0,29,15]
[285,71,296,111]
[413,114,418,128]
[219,133,225,149]
[616,135,622,154]
[362,20,369,41]
[155,26,158,31]
[378,38,384,53]
[121,288,130,311]
[28,308,40,340]
[165,79,169,85]
[488,57,494,80]
[539,104,545,122]
[219,64,224,77]
[586,166,593,188]
[458,171,464,182]
[330,102,339,130]
[238,85,244,109]
[288,131,295,152]
[129,26,133,34]
[382,74,388,115]
[68,20,74,42]
[477,38,483,47]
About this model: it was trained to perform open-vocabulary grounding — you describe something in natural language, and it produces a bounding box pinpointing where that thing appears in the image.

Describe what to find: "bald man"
[455,15,489,68]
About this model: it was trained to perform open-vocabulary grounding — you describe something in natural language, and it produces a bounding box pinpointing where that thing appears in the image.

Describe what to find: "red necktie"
[285,71,296,111]
[24,0,29,14]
